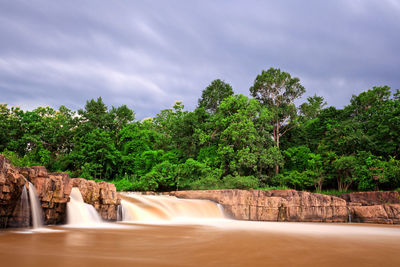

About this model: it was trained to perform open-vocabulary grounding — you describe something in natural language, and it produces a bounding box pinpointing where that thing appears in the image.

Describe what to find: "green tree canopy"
[198,79,234,113]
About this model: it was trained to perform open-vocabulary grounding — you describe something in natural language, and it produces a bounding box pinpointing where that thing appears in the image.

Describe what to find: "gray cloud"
[0,0,399,118]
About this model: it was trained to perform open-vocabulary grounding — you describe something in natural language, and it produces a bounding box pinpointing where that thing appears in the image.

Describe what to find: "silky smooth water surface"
[1,222,400,267]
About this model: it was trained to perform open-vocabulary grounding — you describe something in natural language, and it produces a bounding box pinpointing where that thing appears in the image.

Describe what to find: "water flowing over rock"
[170,190,400,224]
[67,187,102,225]
[0,155,120,228]
[2,154,400,227]
[7,185,30,228]
[28,182,44,228]
[120,193,224,222]
[71,178,120,221]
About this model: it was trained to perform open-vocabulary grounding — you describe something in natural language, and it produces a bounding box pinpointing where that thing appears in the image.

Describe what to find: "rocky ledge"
[0,155,120,228]
[171,189,400,224]
[171,190,348,222]
[340,191,400,224]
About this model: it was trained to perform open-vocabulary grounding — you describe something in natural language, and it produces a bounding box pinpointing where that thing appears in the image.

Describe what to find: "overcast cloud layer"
[0,0,399,119]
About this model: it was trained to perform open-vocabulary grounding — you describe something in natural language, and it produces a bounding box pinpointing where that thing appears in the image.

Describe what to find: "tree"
[333,155,357,192]
[73,129,119,180]
[299,95,327,120]
[209,94,282,178]
[250,67,305,173]
[198,79,234,113]
[347,86,400,158]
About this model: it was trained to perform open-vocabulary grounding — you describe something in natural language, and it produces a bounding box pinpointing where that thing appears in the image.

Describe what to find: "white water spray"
[67,187,102,225]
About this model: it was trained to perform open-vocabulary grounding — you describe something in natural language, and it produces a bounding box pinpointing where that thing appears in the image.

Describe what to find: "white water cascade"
[120,193,225,223]
[67,187,102,225]
[28,182,44,229]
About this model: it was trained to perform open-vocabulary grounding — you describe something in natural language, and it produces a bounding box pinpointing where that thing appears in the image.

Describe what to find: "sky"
[0,0,399,119]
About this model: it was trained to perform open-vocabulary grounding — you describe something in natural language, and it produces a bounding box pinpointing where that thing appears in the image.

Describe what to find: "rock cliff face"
[171,190,349,222]
[0,156,28,228]
[0,155,120,228]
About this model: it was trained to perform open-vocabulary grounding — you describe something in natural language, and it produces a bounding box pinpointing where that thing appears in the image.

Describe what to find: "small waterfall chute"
[67,187,102,226]
[8,185,30,228]
[28,182,44,229]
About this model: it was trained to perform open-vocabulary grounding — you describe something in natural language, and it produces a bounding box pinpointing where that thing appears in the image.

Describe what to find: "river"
[1,192,399,266]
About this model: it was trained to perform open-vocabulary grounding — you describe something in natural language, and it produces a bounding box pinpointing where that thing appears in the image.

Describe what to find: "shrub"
[111,176,134,191]
[190,175,223,190]
[222,175,259,189]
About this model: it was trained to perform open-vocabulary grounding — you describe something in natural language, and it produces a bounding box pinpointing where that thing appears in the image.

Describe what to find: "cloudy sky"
[0,0,399,119]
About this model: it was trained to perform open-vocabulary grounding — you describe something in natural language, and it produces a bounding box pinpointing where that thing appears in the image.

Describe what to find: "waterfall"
[67,187,102,225]
[19,186,30,227]
[117,205,122,221]
[28,182,44,229]
[120,194,225,222]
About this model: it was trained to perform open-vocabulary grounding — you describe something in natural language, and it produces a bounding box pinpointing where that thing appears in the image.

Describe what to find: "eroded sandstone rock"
[340,191,400,224]
[171,190,348,222]
[0,155,28,228]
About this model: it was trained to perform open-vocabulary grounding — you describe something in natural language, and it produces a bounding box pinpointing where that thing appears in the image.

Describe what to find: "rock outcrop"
[340,192,400,224]
[171,190,349,222]
[19,167,72,224]
[0,155,28,228]
[0,155,120,228]
[71,178,120,221]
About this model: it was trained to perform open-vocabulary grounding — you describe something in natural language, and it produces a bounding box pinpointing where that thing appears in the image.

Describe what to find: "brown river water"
[1,222,400,267]
[1,192,399,266]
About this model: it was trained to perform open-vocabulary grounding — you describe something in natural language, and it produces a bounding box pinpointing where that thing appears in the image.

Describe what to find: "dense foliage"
[1,69,399,192]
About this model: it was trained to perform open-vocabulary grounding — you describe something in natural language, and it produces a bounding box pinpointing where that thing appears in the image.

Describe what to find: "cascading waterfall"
[117,205,122,221]
[28,182,44,229]
[120,193,225,222]
[19,186,30,227]
[67,187,102,225]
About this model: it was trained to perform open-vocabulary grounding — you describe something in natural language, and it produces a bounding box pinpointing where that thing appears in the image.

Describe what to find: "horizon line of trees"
[1,67,400,193]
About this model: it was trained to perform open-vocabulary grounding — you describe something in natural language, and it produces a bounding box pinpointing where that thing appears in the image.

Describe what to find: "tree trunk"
[275,122,280,175]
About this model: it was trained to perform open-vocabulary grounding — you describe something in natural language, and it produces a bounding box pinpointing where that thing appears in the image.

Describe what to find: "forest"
[1,68,399,193]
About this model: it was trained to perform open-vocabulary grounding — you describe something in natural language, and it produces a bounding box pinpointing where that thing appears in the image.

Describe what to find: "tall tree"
[198,79,234,113]
[299,95,327,120]
[250,67,305,173]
